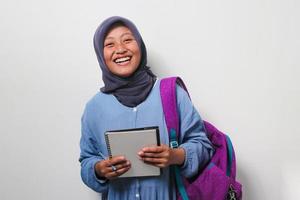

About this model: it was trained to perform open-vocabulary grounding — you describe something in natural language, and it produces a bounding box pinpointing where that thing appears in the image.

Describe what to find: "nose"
[114,44,127,54]
[115,48,126,54]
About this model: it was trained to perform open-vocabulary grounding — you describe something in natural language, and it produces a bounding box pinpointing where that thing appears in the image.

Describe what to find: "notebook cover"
[105,126,161,178]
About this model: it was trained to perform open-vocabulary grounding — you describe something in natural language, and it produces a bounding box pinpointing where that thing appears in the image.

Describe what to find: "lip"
[113,56,132,64]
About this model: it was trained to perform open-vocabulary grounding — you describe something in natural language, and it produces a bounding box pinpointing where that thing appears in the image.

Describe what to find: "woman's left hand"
[138,144,185,168]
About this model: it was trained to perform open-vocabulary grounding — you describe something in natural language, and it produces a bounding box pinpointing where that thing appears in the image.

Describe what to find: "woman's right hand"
[94,156,131,180]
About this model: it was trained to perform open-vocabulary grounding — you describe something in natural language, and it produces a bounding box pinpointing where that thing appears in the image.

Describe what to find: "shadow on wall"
[237,163,265,200]
[147,49,172,77]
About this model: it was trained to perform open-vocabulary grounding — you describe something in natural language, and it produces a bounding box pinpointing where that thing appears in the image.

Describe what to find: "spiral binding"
[105,133,112,159]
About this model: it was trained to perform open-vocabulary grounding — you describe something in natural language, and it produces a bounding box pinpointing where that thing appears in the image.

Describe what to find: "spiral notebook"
[105,126,161,178]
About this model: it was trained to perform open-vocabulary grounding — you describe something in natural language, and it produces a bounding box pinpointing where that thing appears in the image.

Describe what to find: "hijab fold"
[93,16,156,107]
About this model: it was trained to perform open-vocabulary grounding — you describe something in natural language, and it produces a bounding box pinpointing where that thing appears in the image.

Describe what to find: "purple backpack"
[160,77,242,200]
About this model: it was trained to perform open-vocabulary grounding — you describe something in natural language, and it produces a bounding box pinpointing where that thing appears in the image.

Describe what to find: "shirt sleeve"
[176,85,214,178]
[79,106,108,193]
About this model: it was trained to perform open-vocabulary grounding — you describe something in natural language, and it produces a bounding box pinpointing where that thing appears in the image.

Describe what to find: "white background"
[1,0,299,199]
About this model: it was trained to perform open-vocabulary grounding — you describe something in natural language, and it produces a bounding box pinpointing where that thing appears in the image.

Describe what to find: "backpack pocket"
[181,163,242,200]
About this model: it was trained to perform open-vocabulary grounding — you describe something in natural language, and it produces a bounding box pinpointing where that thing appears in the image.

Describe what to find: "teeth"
[115,57,130,63]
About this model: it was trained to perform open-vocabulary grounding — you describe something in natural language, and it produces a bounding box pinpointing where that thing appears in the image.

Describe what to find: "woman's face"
[103,25,141,77]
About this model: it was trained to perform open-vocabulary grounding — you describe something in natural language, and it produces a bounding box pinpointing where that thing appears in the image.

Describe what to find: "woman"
[79,16,214,200]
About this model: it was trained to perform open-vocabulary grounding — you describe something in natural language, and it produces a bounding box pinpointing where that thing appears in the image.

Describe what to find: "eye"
[104,42,114,48]
[123,38,133,43]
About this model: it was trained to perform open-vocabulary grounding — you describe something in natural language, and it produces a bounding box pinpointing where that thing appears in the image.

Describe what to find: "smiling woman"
[92,16,156,108]
[79,16,214,200]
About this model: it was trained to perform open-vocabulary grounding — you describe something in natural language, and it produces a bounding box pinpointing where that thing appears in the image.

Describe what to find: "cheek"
[135,52,141,66]
[131,44,141,63]
[103,49,112,64]
[135,50,142,66]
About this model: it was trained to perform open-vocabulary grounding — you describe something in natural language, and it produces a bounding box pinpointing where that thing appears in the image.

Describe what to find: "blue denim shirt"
[79,80,213,200]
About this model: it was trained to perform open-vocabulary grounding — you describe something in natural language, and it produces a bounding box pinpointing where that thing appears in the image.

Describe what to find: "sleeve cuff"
[178,144,194,172]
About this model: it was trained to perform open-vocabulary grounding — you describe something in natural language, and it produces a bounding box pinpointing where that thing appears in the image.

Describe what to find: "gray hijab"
[93,16,156,107]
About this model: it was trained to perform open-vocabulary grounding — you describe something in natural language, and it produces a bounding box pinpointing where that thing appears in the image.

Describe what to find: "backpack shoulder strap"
[160,76,190,200]
[160,77,190,139]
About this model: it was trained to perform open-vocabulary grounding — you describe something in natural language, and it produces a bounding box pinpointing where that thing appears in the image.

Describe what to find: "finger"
[108,156,127,166]
[142,157,165,164]
[97,160,119,178]
[143,160,167,168]
[140,152,164,158]
[105,161,131,178]
[112,161,131,172]
[106,165,131,179]
[116,165,131,175]
[141,146,164,153]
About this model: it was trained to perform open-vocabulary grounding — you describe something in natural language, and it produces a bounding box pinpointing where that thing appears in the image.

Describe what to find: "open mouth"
[114,56,131,64]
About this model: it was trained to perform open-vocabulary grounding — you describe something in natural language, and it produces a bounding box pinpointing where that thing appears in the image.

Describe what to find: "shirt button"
[135,193,140,198]
[133,107,137,112]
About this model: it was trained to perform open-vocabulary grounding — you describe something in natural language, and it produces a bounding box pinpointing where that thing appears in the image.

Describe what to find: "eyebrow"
[104,32,134,41]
